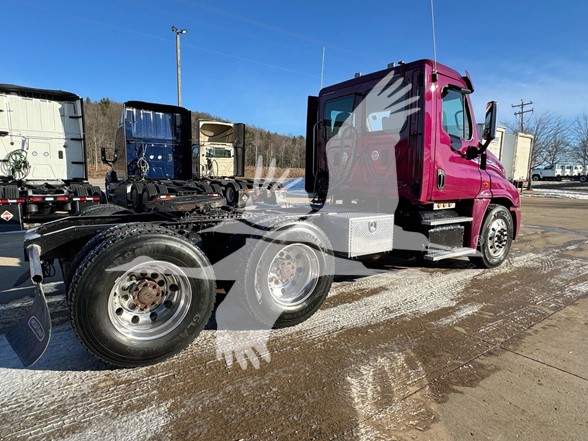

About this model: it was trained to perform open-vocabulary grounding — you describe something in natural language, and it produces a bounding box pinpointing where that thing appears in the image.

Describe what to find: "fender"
[468,198,491,248]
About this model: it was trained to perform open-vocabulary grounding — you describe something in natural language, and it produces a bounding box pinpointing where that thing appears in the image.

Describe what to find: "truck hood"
[486,151,506,178]
[485,150,521,207]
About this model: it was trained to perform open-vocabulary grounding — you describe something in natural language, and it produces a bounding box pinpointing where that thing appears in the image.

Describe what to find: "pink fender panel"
[469,198,491,248]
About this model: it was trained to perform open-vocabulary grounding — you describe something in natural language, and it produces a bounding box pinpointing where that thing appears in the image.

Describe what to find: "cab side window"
[323,95,356,140]
[442,88,472,140]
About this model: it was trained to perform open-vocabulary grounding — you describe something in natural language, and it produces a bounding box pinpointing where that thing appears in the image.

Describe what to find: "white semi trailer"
[0,85,101,231]
[481,126,534,187]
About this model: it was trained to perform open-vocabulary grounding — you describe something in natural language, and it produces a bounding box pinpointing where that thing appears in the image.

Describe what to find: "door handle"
[437,169,445,190]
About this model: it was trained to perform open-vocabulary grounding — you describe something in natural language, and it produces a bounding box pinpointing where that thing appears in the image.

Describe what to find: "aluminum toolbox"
[320,212,394,258]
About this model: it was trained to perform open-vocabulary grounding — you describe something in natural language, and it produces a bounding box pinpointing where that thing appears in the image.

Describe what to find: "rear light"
[0,198,25,204]
[28,195,70,202]
[155,194,176,200]
[72,196,101,202]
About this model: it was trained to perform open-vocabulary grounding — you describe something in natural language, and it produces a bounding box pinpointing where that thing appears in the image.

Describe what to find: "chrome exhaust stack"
[27,244,43,284]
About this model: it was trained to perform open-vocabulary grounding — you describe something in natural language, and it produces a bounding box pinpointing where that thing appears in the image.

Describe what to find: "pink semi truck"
[11,59,520,367]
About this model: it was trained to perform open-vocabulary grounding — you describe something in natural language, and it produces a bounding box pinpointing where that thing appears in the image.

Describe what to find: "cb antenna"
[320,47,326,90]
[430,0,438,74]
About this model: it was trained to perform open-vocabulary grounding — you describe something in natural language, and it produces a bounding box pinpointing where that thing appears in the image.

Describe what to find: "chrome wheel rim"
[257,244,320,309]
[108,260,191,340]
[487,218,509,258]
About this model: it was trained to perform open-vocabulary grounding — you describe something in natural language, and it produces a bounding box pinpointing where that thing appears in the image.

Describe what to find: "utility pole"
[171,26,187,107]
[511,99,533,133]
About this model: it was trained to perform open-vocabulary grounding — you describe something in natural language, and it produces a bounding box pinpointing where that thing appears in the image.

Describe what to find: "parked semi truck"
[481,126,534,187]
[9,59,521,367]
[0,85,101,231]
[103,101,285,211]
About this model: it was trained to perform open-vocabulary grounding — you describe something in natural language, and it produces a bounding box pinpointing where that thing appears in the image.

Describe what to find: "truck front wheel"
[69,230,215,367]
[238,222,334,328]
[531,174,540,181]
[469,204,513,269]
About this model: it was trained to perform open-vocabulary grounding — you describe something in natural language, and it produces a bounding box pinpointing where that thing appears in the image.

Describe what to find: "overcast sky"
[2,0,587,134]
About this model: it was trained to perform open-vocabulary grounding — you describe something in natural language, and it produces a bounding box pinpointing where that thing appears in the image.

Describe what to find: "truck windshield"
[205,147,232,158]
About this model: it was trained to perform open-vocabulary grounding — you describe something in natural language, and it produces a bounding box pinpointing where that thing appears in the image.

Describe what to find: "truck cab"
[0,85,100,230]
[102,101,281,210]
[192,120,245,178]
[306,59,521,267]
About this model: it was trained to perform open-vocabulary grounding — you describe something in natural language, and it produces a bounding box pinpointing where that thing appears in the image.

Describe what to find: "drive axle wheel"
[108,261,192,340]
[224,182,239,206]
[238,221,334,328]
[69,229,215,367]
[469,204,513,269]
[264,244,320,308]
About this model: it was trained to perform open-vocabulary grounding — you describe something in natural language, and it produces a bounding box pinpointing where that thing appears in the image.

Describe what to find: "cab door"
[431,74,482,201]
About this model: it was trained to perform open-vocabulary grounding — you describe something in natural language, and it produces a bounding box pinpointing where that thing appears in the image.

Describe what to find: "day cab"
[305,59,521,268]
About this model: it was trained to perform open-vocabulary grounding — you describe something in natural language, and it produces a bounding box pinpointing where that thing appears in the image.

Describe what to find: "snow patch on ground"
[347,352,428,440]
[59,402,172,441]
[434,303,484,326]
[526,189,588,200]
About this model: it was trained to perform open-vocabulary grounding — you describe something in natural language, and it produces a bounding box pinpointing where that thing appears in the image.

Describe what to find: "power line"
[512,99,533,133]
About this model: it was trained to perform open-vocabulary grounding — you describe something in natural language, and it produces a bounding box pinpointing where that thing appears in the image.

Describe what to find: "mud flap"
[0,204,24,232]
[6,283,52,367]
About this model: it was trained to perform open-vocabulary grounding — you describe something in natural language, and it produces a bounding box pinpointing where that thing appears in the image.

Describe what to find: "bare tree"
[84,98,121,174]
[502,112,571,168]
[571,114,588,171]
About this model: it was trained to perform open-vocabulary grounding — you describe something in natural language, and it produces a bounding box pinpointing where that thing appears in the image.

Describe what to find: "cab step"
[421,216,473,226]
[424,247,476,261]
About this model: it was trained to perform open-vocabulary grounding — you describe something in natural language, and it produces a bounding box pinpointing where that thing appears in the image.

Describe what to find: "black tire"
[69,228,216,367]
[70,183,87,197]
[469,204,513,269]
[90,185,102,197]
[130,186,148,212]
[224,182,239,206]
[2,185,19,199]
[580,176,587,183]
[211,183,223,195]
[196,182,214,194]
[63,220,156,299]
[155,183,168,194]
[531,174,540,181]
[144,182,159,198]
[237,221,334,328]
